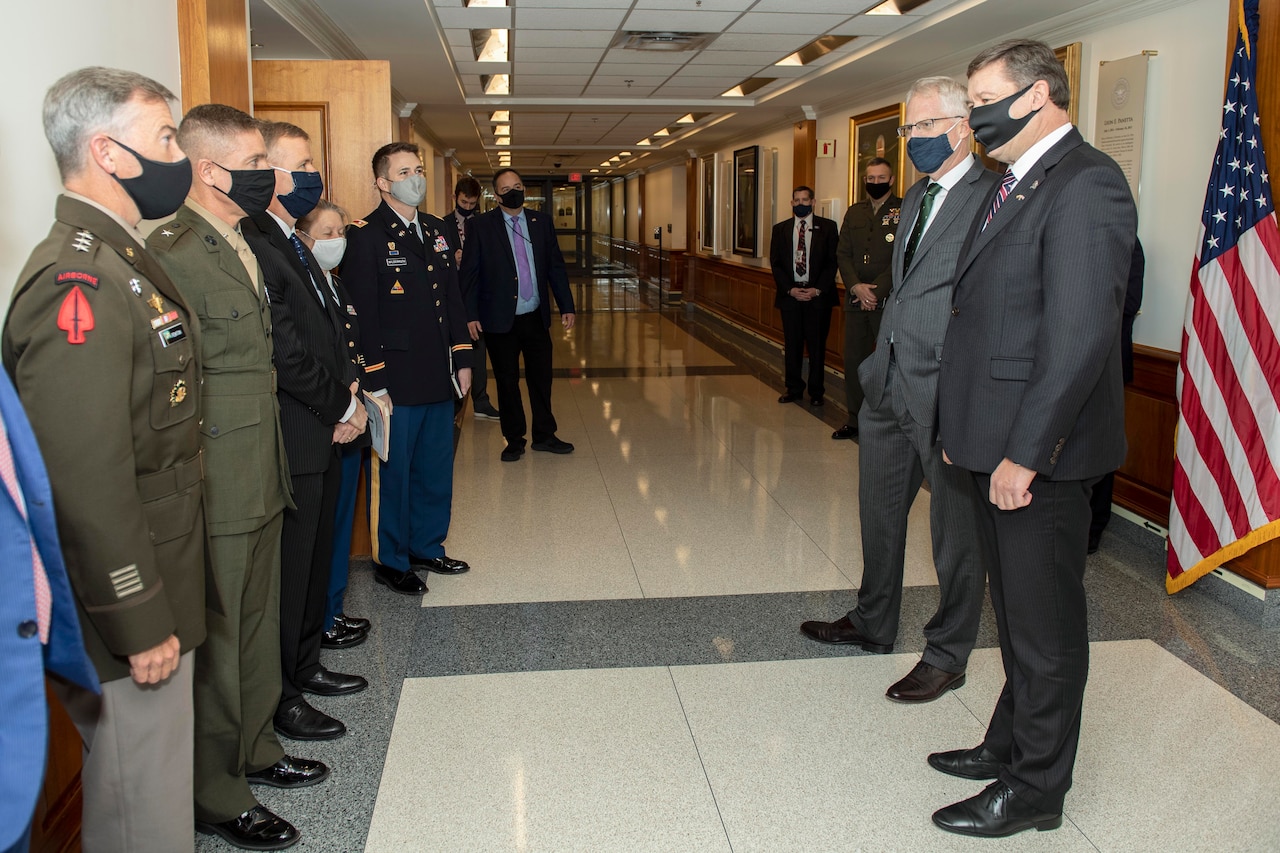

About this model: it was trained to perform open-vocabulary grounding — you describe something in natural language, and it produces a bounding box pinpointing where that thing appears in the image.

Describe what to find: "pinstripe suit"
[938,127,1136,812]
[242,213,357,714]
[848,156,997,672]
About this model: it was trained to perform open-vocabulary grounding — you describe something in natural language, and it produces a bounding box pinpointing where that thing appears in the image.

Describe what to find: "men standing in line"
[344,142,473,595]
[6,67,204,853]
[800,77,997,704]
[460,168,576,463]
[150,104,325,852]
[833,157,899,439]
[930,40,1136,837]
[770,186,839,406]
[241,121,369,741]
[444,175,500,420]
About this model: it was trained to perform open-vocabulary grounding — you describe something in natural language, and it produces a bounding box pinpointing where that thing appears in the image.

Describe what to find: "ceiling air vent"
[613,31,716,52]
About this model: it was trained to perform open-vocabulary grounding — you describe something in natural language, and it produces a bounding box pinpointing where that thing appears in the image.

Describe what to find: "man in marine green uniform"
[4,67,205,853]
[150,104,325,852]
[833,157,900,439]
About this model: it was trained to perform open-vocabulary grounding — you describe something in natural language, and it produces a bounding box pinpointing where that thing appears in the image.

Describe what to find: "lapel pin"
[1015,194,1025,201]
[129,278,142,296]
[147,293,165,315]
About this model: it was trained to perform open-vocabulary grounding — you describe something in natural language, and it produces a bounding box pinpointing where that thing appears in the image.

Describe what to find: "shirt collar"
[266,208,294,239]
[934,152,975,191]
[185,197,239,241]
[393,208,418,229]
[1010,123,1073,182]
[794,213,813,227]
[63,191,145,243]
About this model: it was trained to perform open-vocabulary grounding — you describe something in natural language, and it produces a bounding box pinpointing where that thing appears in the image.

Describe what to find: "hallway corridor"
[201,276,1280,853]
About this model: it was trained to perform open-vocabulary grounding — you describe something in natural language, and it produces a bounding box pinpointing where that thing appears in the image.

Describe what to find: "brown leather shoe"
[886,660,966,702]
[799,616,893,653]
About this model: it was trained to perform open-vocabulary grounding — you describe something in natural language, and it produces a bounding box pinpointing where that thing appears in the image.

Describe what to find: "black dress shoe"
[247,755,330,789]
[335,612,370,631]
[928,745,1002,780]
[196,804,299,851]
[273,699,345,741]
[321,621,367,650]
[798,615,893,653]
[932,781,1062,838]
[373,562,427,595]
[778,392,802,403]
[531,437,574,454]
[411,554,470,574]
[501,443,525,462]
[886,660,966,703]
[810,397,825,407]
[832,424,858,440]
[1087,531,1102,554]
[301,667,368,697]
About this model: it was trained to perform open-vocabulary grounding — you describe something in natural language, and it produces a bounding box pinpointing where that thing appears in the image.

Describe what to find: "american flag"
[1167,0,1280,592]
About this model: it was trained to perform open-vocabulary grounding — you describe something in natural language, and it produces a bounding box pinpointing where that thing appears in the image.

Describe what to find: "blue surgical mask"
[906,120,960,174]
[275,169,324,219]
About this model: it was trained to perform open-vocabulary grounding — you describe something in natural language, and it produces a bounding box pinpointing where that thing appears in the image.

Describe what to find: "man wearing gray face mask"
[343,142,474,597]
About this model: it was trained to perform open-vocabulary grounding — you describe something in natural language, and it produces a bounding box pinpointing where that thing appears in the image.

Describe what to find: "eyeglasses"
[896,116,965,138]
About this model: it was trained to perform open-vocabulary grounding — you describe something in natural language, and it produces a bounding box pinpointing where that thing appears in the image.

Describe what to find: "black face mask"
[497,188,525,209]
[456,203,476,218]
[865,181,892,200]
[108,138,191,220]
[968,83,1039,151]
[213,164,276,217]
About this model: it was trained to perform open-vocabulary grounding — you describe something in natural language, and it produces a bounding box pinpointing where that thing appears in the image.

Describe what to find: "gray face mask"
[388,174,426,207]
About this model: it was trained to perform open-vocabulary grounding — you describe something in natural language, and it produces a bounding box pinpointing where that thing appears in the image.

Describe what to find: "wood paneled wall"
[252,60,393,220]
[177,0,251,112]
[793,120,817,192]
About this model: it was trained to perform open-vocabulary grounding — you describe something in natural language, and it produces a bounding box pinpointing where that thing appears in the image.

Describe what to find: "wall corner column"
[177,0,251,112]
[793,119,817,191]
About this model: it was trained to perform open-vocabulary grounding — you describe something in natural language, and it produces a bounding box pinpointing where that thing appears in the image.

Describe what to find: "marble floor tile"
[365,668,730,852]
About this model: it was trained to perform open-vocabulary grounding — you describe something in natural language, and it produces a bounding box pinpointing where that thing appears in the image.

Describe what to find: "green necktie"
[903,182,942,274]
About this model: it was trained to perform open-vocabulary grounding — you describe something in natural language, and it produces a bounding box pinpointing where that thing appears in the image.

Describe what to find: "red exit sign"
[568,172,583,183]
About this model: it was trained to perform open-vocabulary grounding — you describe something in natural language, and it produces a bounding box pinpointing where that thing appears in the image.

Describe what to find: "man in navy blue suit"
[0,369,97,853]
[459,168,576,462]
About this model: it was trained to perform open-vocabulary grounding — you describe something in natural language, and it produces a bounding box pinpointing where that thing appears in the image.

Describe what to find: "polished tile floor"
[198,277,1280,852]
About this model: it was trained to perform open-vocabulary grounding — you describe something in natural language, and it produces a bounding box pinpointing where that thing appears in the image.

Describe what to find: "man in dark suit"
[151,105,327,851]
[241,121,368,743]
[460,168,576,462]
[344,142,474,595]
[0,368,98,853]
[833,158,900,438]
[6,67,205,852]
[801,77,997,703]
[929,40,1137,837]
[443,175,499,420]
[769,186,838,406]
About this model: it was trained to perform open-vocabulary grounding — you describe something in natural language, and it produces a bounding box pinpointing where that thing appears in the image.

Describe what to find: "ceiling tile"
[513,85,588,96]
[630,0,752,9]
[751,0,874,11]
[434,7,511,29]
[687,49,782,65]
[703,33,805,52]
[726,12,849,34]
[516,8,628,30]
[515,47,604,63]
[516,29,617,47]
[598,50,690,67]
[621,10,739,31]
[829,14,922,36]
[454,61,512,74]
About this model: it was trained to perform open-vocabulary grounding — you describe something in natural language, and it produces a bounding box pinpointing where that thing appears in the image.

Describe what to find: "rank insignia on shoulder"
[57,286,94,344]
[72,230,95,253]
[351,219,368,228]
[390,281,404,294]
[433,236,450,253]
[56,270,99,289]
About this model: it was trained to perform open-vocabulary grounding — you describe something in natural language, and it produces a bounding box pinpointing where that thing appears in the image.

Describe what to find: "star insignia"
[72,230,94,252]
[161,229,174,237]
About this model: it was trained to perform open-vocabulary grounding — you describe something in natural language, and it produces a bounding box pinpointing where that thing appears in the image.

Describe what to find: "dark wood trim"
[31,685,82,853]
[793,120,817,191]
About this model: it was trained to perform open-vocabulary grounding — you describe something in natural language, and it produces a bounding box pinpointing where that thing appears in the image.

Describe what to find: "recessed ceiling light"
[677,114,696,123]
[619,151,631,157]
[473,29,508,63]
[600,161,612,167]
[494,125,511,136]
[721,78,775,98]
[654,128,670,137]
[636,139,651,146]
[496,139,510,146]
[491,110,510,122]
[867,1,900,14]
[483,74,510,96]
[590,168,599,173]
[466,0,508,7]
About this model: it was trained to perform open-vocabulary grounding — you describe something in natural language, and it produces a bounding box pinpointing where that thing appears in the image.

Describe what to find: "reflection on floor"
[196,276,1280,853]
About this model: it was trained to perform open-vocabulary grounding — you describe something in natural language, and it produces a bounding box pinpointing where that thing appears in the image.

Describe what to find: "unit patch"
[390,282,405,294]
[57,286,94,344]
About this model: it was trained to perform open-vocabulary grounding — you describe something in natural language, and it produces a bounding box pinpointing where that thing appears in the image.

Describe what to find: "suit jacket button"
[17,620,37,639]
[951,307,960,316]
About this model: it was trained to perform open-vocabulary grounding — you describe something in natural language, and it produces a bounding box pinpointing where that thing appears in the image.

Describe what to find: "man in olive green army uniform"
[150,104,325,852]
[3,68,205,853]
[834,157,901,439]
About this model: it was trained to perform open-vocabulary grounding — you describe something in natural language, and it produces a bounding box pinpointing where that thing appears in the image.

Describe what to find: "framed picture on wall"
[700,153,716,252]
[848,103,906,204]
[733,146,759,256]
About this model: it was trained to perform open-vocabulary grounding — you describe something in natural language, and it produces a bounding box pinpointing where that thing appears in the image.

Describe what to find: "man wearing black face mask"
[5,65,202,853]
[801,77,997,706]
[151,104,324,851]
[460,168,576,463]
[930,39,1136,838]
[834,158,900,439]
[769,186,839,405]
[445,175,499,420]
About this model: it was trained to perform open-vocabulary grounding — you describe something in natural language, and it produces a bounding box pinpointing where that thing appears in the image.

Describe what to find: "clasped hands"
[790,286,820,302]
[942,450,1035,510]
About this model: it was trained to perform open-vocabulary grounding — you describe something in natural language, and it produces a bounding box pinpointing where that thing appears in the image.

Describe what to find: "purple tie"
[984,169,1018,229]
[511,215,534,300]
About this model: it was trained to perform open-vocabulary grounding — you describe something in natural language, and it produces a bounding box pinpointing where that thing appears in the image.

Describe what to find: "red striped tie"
[0,418,51,644]
[984,168,1018,229]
